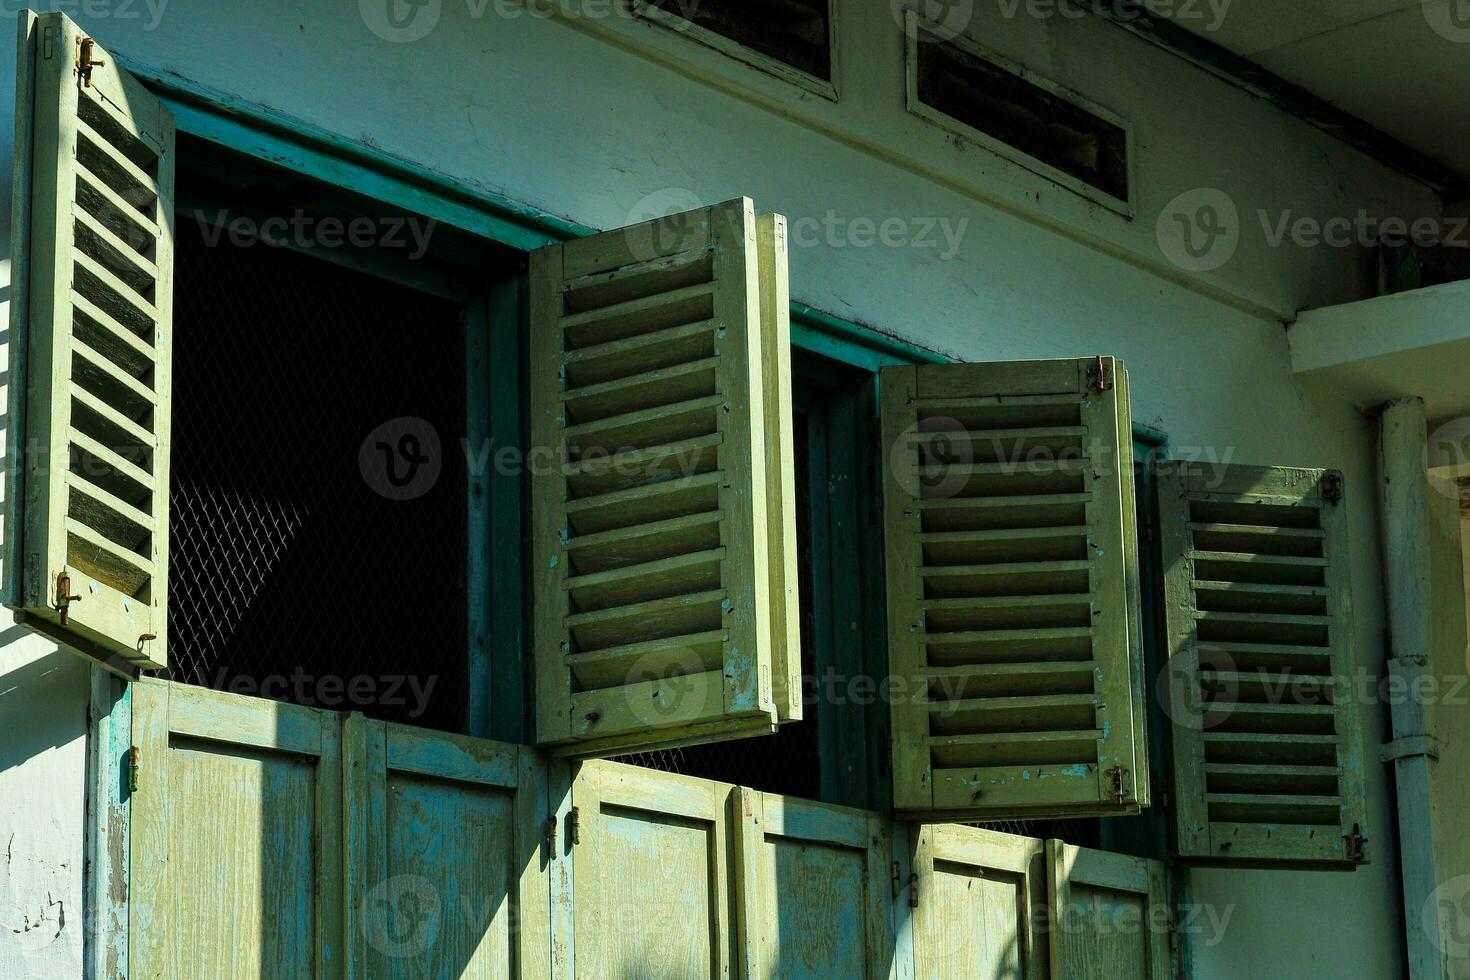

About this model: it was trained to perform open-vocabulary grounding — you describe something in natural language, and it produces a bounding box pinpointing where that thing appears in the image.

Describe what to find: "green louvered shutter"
[880,357,1147,819]
[6,12,174,670]
[1159,463,1368,866]
[529,198,800,756]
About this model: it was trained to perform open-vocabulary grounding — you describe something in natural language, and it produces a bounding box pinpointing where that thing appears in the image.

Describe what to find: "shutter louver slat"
[1161,463,1367,866]
[6,12,173,670]
[881,358,1146,819]
[531,198,799,756]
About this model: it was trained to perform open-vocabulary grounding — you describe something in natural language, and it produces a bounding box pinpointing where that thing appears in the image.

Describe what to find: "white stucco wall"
[0,638,89,978]
[0,0,1449,975]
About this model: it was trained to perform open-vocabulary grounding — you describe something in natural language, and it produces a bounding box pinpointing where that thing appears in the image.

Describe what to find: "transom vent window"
[636,0,833,84]
[910,25,1131,206]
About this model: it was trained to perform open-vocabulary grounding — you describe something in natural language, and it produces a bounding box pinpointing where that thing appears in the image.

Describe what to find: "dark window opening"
[618,350,882,808]
[915,34,1129,203]
[164,140,496,734]
[642,0,832,82]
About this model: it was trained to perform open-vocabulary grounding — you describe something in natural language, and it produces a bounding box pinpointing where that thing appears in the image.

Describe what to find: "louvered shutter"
[880,357,1146,819]
[6,12,174,670]
[530,198,800,756]
[1159,463,1367,865]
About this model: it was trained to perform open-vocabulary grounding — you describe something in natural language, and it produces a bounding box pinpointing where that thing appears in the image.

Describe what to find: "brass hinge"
[1344,823,1368,862]
[1104,765,1131,806]
[567,806,581,846]
[77,37,104,87]
[1087,355,1112,392]
[1321,471,1343,505]
[55,571,81,627]
[127,746,140,793]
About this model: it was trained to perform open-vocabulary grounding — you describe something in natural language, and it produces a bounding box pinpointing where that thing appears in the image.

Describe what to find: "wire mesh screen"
[615,404,822,799]
[165,218,469,733]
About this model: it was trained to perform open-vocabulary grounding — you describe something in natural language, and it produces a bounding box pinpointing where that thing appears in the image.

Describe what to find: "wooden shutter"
[880,357,1146,819]
[530,198,799,756]
[6,12,174,670]
[910,824,1047,979]
[343,716,550,977]
[1046,841,1170,980]
[130,681,344,977]
[1159,463,1368,865]
[733,788,893,979]
[568,759,738,976]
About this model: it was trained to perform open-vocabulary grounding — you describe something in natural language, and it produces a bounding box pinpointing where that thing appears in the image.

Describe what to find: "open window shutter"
[1159,463,1367,866]
[880,357,1146,819]
[529,198,799,756]
[6,12,174,670]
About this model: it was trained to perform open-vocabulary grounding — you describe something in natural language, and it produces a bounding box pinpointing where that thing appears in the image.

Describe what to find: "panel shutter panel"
[880,357,1146,819]
[530,198,800,756]
[6,12,174,670]
[1046,841,1170,980]
[1159,463,1368,865]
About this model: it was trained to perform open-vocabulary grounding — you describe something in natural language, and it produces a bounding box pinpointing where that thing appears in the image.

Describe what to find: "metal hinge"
[1321,471,1343,505]
[891,861,901,899]
[77,36,104,87]
[127,746,140,793]
[1344,823,1368,862]
[1087,355,1112,392]
[567,806,581,846]
[545,814,557,852]
[908,871,919,909]
[1104,765,1131,806]
[55,571,81,627]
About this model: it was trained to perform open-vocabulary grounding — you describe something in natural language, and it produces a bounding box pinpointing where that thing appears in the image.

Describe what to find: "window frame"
[629,0,841,102]
[902,9,1136,218]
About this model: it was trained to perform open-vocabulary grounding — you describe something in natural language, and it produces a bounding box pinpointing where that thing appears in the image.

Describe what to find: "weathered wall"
[0,636,89,977]
[0,0,1448,975]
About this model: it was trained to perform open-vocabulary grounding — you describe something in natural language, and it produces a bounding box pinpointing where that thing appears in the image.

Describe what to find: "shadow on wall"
[0,634,88,775]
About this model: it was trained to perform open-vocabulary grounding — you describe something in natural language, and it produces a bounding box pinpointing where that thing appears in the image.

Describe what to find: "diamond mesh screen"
[165,218,469,733]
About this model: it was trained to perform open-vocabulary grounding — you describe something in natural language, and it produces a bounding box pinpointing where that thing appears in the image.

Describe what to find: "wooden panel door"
[910,824,1046,980]
[734,788,895,979]
[130,680,344,978]
[570,759,737,977]
[1046,841,1170,980]
[343,717,551,978]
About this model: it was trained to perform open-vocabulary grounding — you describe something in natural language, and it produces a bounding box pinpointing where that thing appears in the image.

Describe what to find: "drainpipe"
[1378,397,1447,979]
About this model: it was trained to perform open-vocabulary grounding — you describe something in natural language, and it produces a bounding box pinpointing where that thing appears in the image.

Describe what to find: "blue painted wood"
[85,670,131,980]
[792,304,947,371]
[466,298,493,739]
[487,271,528,744]
[118,58,594,251]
